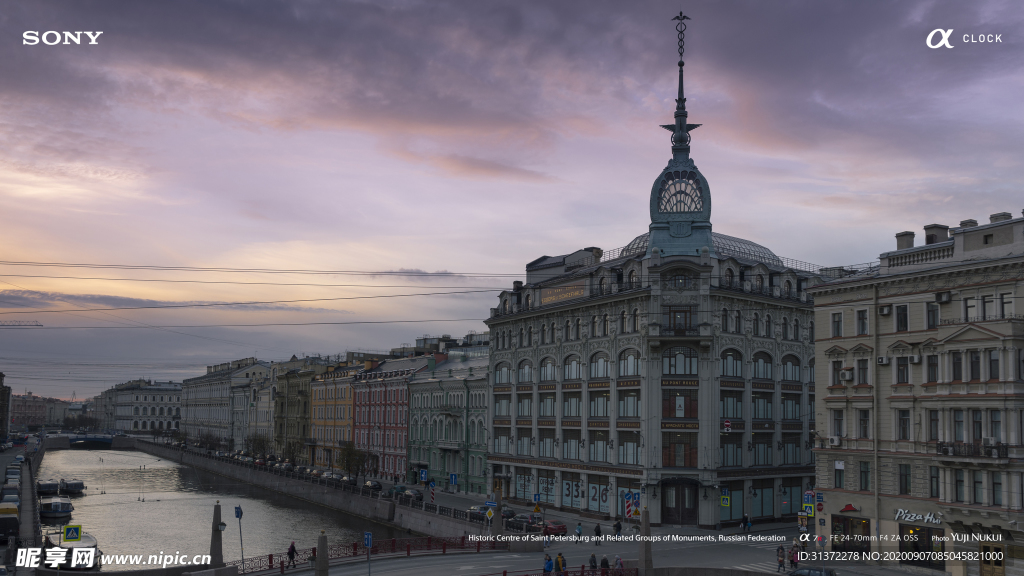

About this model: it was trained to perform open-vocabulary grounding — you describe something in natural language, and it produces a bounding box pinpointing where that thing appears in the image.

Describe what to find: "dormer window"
[724,269,734,287]
[755,275,764,291]
[599,277,607,295]
[503,299,510,314]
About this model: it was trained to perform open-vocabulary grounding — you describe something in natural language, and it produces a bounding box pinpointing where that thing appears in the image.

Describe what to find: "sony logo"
[23,31,103,45]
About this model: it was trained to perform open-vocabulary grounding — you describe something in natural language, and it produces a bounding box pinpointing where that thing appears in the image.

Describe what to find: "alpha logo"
[926,29,954,49]
[23,31,103,45]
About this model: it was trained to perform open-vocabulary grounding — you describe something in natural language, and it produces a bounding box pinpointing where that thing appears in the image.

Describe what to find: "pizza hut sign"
[894,509,942,525]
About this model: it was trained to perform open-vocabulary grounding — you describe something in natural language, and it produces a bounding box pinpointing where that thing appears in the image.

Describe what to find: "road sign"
[430,487,435,503]
[720,496,730,507]
[364,532,372,548]
[803,503,815,517]
[803,492,815,505]
[641,486,645,494]
[819,518,826,526]
[486,509,494,519]
[419,469,428,482]
[235,506,243,519]
[816,492,824,503]
[450,473,457,485]
[63,525,82,542]
[816,503,824,512]
[624,494,632,518]
[485,500,497,507]
[533,493,541,502]
[721,487,729,496]
[723,419,732,432]
[533,505,541,513]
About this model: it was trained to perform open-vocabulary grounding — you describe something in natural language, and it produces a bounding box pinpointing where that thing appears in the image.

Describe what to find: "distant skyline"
[1,1,1021,397]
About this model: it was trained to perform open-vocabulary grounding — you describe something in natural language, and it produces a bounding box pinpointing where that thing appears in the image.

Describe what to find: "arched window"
[784,281,792,297]
[628,270,638,288]
[755,275,764,292]
[540,358,556,382]
[721,308,729,332]
[133,421,139,429]
[809,321,815,342]
[541,324,547,344]
[141,421,147,430]
[526,326,533,346]
[564,355,582,380]
[499,332,505,350]
[734,311,742,334]
[133,407,139,415]
[601,314,608,336]
[599,277,607,295]
[519,328,524,347]
[782,355,801,382]
[753,313,760,337]
[782,317,790,340]
[663,346,698,376]
[619,349,640,377]
[495,363,512,384]
[765,314,773,337]
[591,316,599,337]
[565,320,572,341]
[620,311,627,333]
[724,268,734,287]
[720,349,743,378]
[573,319,581,340]
[590,353,609,378]
[753,352,773,380]
[551,323,557,342]
[525,294,532,309]
[632,309,640,333]
[142,407,148,416]
[518,360,533,383]
[792,319,800,341]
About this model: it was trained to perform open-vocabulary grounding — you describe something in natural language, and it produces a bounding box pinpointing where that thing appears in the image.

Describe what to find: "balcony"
[304,437,316,446]
[435,440,465,450]
[940,314,1024,326]
[659,326,699,337]
[936,441,1008,459]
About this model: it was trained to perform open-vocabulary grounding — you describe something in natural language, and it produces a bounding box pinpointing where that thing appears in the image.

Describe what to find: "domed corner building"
[484,14,829,529]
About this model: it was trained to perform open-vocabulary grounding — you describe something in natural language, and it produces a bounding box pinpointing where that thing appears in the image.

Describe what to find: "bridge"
[41,435,136,450]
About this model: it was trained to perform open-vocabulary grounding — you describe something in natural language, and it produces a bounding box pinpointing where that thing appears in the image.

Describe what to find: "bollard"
[352,542,357,556]
[311,546,316,559]
[503,571,507,576]
[476,541,480,553]
[269,554,273,567]
[280,561,284,574]
[406,543,410,556]
[442,542,446,554]
[460,535,466,548]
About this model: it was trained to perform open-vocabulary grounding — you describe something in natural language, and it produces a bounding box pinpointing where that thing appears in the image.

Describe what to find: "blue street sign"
[641,486,646,494]
[816,492,824,503]
[364,532,372,548]
[429,481,435,488]
[450,473,457,485]
[63,525,81,542]
[623,493,632,502]
[803,493,814,505]
[419,469,428,482]
[533,493,540,502]
[485,501,497,507]
[721,488,729,496]
[235,506,243,519]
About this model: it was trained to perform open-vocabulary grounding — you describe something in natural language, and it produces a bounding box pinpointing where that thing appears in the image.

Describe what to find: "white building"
[113,379,182,432]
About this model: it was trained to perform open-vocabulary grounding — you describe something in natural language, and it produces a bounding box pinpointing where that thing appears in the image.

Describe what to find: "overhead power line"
[0,274,505,289]
[13,318,487,329]
[0,320,42,327]
[0,260,523,278]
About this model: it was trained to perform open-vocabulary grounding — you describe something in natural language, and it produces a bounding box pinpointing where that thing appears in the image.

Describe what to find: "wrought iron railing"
[936,442,1009,458]
[940,314,1024,325]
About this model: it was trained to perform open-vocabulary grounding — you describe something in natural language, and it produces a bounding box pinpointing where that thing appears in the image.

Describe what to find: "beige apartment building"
[810,211,1024,576]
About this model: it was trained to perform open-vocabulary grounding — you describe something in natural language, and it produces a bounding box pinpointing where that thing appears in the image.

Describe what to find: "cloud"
[0,289,352,314]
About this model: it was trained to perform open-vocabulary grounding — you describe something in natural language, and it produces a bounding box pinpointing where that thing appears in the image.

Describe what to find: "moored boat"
[60,478,87,494]
[44,530,101,570]
[37,479,60,495]
[39,496,74,518]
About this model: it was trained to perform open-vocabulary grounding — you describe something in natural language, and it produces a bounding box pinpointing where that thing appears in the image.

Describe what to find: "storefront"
[898,524,945,571]
[562,472,583,510]
[587,475,610,514]
[719,480,744,524]
[831,515,871,554]
[662,478,699,524]
[538,470,557,505]
[514,467,532,500]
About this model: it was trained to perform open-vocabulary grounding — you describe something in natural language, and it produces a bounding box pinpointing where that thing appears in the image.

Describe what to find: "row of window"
[831,408,1005,442]
[721,310,811,341]
[132,406,179,416]
[494,311,644,350]
[833,461,1005,506]
[830,295,1015,338]
[721,269,803,297]
[831,350,1003,386]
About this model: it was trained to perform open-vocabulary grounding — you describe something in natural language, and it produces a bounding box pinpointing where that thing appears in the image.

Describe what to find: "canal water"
[37,450,400,570]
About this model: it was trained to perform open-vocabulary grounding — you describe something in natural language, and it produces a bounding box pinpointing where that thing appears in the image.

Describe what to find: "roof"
[624,232,783,266]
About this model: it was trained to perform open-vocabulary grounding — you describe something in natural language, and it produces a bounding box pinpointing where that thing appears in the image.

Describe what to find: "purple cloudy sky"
[0,1,1021,397]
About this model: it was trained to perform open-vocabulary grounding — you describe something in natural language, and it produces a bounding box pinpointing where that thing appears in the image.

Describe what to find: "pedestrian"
[614,555,624,576]
[741,514,750,533]
[555,552,567,576]
[776,545,786,573]
[543,554,553,575]
[613,520,622,538]
[286,542,297,568]
[600,554,610,576]
[589,554,598,570]
[575,522,583,543]
[594,523,602,546]
[790,545,800,570]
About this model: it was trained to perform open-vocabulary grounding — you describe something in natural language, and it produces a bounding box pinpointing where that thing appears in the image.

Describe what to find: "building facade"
[181,357,269,449]
[811,213,1024,576]
[485,19,823,528]
[112,379,182,432]
[310,362,360,470]
[408,354,490,493]
[271,355,332,463]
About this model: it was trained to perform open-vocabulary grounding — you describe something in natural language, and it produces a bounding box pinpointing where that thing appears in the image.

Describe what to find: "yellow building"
[310,363,360,470]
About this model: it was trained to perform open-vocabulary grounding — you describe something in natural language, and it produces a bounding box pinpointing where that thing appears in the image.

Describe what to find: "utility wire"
[0,273,505,289]
[11,318,487,329]
[0,260,523,278]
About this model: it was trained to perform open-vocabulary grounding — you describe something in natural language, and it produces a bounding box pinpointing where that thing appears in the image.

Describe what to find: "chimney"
[895,231,915,250]
[512,281,523,292]
[990,212,1012,223]
[960,219,978,228]
[923,224,949,245]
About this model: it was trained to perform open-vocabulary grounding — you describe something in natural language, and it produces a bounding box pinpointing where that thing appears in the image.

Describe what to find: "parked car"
[13,456,23,463]
[282,463,294,472]
[500,507,516,520]
[467,505,489,515]
[364,480,383,491]
[385,484,406,497]
[254,459,266,466]
[310,469,324,477]
[541,520,567,535]
[339,475,357,485]
[402,489,423,501]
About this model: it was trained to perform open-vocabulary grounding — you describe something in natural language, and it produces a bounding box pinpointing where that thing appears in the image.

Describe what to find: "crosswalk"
[724,561,781,574]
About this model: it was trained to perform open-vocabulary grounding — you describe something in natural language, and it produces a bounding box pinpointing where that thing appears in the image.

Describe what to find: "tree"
[246,433,271,456]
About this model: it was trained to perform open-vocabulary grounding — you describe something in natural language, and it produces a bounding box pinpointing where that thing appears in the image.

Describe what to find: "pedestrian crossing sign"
[64,525,82,542]
[720,496,730,507]
[802,503,815,517]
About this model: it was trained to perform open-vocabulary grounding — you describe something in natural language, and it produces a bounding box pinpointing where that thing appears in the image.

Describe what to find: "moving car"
[541,520,567,536]
[364,480,383,491]
[402,489,423,501]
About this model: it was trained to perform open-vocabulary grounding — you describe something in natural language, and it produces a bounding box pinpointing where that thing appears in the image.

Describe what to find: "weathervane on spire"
[662,12,701,160]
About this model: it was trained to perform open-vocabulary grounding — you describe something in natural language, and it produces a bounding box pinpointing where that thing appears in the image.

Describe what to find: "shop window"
[661,432,697,467]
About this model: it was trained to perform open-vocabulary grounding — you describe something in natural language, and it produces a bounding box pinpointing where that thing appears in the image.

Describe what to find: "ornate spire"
[661,12,701,160]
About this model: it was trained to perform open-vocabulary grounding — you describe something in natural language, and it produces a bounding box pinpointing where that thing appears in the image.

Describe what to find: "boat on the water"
[60,478,86,494]
[37,479,60,495]
[44,530,101,570]
[39,496,74,518]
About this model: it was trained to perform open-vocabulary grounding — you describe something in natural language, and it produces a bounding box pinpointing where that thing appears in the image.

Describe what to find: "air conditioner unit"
[828,436,842,446]
[877,356,891,365]
[982,437,996,446]
[909,355,922,364]
[942,446,953,456]
[878,305,892,316]
[839,370,854,381]
[935,292,952,304]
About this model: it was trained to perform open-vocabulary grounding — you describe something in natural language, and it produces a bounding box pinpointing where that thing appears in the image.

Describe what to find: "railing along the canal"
[226,537,506,574]
[477,569,637,576]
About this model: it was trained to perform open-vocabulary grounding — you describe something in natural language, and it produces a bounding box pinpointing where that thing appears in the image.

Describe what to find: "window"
[539,393,555,417]
[832,409,844,436]
[720,350,742,378]
[973,470,984,504]
[589,391,610,417]
[721,308,729,332]
[793,319,800,340]
[735,311,743,334]
[834,465,845,489]
[539,429,555,458]
[755,275,764,291]
[859,461,870,491]
[720,392,743,419]
[517,394,532,417]
[619,349,640,377]
[619,431,641,465]
[856,310,868,335]
[752,434,772,466]
[831,361,843,385]
[752,393,773,419]
[564,356,582,380]
[662,306,695,333]
[991,410,1002,442]
[540,324,547,344]
[574,319,581,340]
[588,431,609,462]
[930,466,940,498]
[663,389,698,418]
[899,464,911,494]
[782,355,800,381]
[589,354,609,378]
[782,434,800,464]
[927,355,938,382]
[631,309,639,333]
[752,352,773,379]
[809,321,815,342]
[540,358,556,382]
[618,390,640,418]
[493,428,510,454]
[765,314,772,336]
[782,395,800,420]
[929,410,939,441]
[720,434,742,467]
[663,432,698,467]
[896,305,909,332]
[562,393,581,417]
[752,313,760,336]
[724,269,734,287]
[898,410,911,440]
[562,430,580,460]
[988,350,999,381]
[982,295,994,320]
[782,318,789,340]
[970,351,981,381]
[926,303,939,329]
[857,358,869,385]
[517,361,533,383]
[783,281,792,297]
[859,410,870,438]
[953,410,964,441]
[1000,292,1013,318]
[992,472,1003,506]
[663,346,698,375]
[952,352,963,381]
[601,314,608,336]
[973,410,983,442]
[897,357,909,384]
[964,297,976,320]
[955,469,964,502]
[495,363,511,384]
[831,312,843,338]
